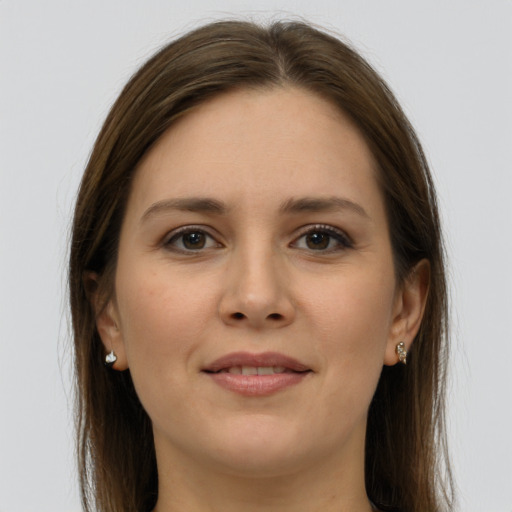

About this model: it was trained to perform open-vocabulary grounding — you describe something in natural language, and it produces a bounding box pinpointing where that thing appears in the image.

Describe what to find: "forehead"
[128,86,382,217]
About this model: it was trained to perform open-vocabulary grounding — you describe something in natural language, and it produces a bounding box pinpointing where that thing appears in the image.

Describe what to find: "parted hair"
[69,19,453,512]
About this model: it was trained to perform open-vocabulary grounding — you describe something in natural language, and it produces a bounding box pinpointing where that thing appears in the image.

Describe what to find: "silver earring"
[105,350,117,368]
[396,342,407,365]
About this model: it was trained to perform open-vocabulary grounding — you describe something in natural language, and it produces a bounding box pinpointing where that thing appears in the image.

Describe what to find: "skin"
[96,87,429,512]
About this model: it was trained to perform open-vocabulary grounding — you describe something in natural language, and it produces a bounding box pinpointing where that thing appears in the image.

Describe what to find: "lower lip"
[205,372,309,396]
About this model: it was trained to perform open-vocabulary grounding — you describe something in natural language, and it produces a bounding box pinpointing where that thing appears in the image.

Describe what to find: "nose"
[218,246,296,329]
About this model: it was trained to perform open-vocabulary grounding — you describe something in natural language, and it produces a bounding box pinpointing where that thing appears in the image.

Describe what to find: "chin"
[211,447,309,479]
[196,415,326,477]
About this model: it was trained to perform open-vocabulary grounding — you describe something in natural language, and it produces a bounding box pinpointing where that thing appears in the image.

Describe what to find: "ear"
[384,259,430,366]
[84,272,129,371]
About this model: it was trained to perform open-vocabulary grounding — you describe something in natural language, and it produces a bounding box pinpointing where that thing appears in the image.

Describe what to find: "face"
[98,87,421,477]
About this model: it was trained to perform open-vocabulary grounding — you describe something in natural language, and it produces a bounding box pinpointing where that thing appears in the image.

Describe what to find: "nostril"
[232,312,245,320]
[267,313,283,321]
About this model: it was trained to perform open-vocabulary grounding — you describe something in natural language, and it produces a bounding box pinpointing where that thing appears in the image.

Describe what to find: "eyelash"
[291,224,353,253]
[162,224,353,254]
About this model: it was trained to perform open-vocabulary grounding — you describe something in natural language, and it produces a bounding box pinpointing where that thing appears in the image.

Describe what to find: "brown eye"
[292,225,353,252]
[182,232,206,249]
[305,232,330,250]
[165,227,220,253]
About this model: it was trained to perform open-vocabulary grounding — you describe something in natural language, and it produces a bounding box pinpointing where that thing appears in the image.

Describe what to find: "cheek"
[114,266,215,387]
[300,264,396,391]
[305,263,395,341]
[114,267,223,436]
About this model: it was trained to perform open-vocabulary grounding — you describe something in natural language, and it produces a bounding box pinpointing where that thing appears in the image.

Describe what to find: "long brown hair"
[69,20,454,512]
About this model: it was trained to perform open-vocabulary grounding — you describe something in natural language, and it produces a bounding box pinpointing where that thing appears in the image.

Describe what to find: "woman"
[69,20,454,512]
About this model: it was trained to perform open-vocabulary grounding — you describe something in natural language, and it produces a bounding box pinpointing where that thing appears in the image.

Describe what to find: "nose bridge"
[237,243,280,303]
[219,235,294,327]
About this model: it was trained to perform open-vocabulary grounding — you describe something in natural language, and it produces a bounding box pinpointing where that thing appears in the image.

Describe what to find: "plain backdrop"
[1,1,511,511]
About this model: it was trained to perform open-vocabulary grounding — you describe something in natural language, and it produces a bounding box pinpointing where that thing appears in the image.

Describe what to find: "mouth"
[203,351,311,373]
[202,352,312,396]
[207,366,300,375]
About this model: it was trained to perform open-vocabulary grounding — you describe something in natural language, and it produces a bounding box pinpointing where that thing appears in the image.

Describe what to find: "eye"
[164,227,220,253]
[292,225,352,252]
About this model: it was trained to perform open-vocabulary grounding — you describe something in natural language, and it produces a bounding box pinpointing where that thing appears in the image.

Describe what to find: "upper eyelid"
[163,225,218,241]
[293,223,352,240]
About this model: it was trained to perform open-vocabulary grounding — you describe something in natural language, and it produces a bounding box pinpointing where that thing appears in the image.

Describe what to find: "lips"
[202,351,312,396]
[203,351,311,373]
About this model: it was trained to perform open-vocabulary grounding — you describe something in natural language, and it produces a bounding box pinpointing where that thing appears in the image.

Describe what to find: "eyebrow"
[140,195,370,222]
[141,197,228,222]
[279,196,370,219]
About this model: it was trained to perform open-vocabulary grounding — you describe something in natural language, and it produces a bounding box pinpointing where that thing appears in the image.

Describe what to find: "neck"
[152,427,373,512]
